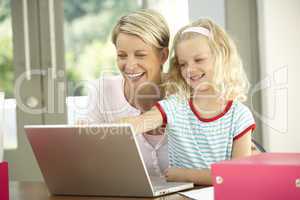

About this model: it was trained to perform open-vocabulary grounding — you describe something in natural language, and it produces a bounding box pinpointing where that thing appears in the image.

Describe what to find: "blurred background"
[0,0,299,181]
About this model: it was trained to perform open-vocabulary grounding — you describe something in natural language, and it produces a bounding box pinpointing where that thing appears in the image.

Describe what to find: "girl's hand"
[164,167,190,182]
[115,117,133,124]
[116,107,163,135]
[164,167,212,185]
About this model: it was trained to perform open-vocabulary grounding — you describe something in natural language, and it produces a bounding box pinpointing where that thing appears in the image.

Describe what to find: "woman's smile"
[124,71,146,81]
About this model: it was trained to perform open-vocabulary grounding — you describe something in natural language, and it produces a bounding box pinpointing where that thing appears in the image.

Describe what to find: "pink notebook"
[0,161,9,200]
[212,153,300,200]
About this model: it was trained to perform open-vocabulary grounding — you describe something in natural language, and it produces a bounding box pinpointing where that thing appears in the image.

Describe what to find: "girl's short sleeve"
[233,103,256,140]
[155,95,180,127]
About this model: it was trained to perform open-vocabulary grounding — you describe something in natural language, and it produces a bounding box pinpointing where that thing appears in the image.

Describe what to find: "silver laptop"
[25,124,193,197]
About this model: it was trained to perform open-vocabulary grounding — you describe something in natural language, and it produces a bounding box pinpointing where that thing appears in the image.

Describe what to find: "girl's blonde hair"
[166,19,249,102]
[111,9,170,50]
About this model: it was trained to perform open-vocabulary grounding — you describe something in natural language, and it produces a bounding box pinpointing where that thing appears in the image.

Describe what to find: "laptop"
[25,124,193,197]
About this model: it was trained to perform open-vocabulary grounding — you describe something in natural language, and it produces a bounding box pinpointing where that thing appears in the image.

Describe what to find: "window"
[0,0,14,98]
[64,0,140,97]
[64,0,141,124]
[0,0,17,149]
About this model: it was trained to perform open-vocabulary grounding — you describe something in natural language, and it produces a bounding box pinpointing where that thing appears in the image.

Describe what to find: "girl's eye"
[136,54,147,58]
[118,54,127,59]
[195,58,204,63]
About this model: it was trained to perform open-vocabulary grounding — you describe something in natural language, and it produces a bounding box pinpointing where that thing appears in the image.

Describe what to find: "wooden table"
[9,182,192,200]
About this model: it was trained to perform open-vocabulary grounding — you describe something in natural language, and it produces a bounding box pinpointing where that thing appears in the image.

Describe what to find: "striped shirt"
[155,95,256,169]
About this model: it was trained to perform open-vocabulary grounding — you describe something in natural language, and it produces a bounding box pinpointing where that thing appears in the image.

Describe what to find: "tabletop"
[9,181,193,200]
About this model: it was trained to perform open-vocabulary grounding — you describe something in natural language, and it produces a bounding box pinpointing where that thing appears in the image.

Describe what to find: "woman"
[86,9,170,176]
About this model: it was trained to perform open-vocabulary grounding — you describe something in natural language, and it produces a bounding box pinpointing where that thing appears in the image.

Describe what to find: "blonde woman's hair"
[111,9,170,50]
[166,19,250,102]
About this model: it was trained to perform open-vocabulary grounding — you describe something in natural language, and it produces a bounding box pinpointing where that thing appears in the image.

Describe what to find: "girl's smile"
[176,36,214,93]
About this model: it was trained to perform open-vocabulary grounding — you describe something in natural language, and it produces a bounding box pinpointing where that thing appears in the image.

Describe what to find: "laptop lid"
[25,124,157,197]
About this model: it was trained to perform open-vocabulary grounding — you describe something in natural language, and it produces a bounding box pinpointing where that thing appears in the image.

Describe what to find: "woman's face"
[115,33,168,88]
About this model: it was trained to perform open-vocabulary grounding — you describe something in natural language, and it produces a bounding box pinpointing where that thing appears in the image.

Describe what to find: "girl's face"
[116,33,168,88]
[176,36,214,94]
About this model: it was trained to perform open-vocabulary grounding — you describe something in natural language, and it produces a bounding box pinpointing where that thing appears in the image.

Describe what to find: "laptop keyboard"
[150,176,187,191]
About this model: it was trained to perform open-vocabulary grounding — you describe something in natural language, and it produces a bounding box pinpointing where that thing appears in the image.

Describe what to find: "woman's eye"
[179,63,186,68]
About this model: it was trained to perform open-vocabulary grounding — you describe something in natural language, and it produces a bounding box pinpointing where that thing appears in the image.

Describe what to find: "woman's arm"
[117,106,163,135]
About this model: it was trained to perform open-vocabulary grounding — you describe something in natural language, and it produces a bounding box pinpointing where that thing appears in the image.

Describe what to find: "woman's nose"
[125,56,138,69]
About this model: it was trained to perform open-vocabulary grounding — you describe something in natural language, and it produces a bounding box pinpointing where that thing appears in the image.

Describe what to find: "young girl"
[118,19,256,185]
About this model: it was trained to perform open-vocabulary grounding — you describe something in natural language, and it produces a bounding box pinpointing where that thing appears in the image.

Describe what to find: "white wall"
[2,99,17,149]
[188,0,225,27]
[226,0,263,143]
[257,0,300,152]
[146,0,190,36]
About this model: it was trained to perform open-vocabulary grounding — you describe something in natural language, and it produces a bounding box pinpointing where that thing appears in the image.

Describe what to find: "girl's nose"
[186,64,198,73]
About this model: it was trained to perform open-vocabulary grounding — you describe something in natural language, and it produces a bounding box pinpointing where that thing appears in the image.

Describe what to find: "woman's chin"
[126,75,153,90]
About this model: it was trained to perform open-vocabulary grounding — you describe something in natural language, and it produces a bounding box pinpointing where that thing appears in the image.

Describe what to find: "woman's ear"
[160,47,169,64]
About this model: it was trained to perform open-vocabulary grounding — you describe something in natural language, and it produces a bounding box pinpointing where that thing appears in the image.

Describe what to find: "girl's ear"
[160,47,169,64]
